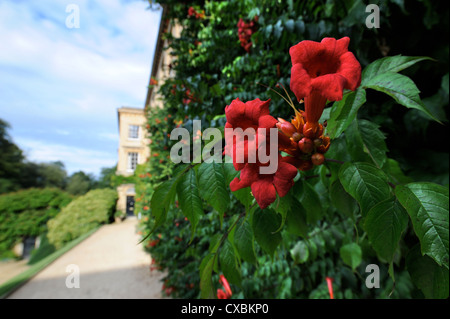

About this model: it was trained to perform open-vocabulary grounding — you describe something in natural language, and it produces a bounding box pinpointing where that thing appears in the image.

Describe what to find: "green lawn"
[0,227,99,298]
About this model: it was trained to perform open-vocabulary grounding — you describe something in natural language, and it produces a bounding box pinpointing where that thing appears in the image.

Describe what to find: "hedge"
[47,188,117,249]
[0,188,72,258]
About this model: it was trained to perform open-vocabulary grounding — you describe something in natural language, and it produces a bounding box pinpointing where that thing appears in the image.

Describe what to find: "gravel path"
[7,217,166,299]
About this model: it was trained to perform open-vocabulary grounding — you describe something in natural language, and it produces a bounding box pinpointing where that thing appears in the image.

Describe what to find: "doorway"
[126,196,135,216]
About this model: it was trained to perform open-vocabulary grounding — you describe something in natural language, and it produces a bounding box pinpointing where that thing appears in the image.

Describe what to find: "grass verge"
[0,227,99,298]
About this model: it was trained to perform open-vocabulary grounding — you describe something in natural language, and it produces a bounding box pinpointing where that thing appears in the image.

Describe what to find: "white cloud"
[0,0,161,176]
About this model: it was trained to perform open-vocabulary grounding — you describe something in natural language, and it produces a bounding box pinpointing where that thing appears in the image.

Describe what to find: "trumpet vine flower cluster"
[225,37,361,209]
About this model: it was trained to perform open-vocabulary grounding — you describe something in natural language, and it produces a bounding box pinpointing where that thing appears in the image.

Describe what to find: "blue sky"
[0,0,162,177]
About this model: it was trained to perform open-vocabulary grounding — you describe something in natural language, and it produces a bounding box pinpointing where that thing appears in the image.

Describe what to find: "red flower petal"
[290,63,312,101]
[217,289,228,299]
[251,177,277,209]
[273,160,298,197]
[337,51,362,91]
[311,73,347,101]
[229,163,259,191]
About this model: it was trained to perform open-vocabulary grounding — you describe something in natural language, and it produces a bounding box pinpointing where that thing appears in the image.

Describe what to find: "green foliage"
[138,0,449,299]
[0,188,72,258]
[46,188,117,249]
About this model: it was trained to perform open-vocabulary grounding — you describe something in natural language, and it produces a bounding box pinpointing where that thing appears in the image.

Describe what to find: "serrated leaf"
[364,72,439,122]
[346,119,388,168]
[361,55,433,85]
[199,253,216,299]
[285,198,308,238]
[234,218,257,264]
[395,182,449,269]
[176,169,203,241]
[252,209,282,257]
[327,88,367,139]
[296,180,323,224]
[149,173,183,234]
[290,241,309,264]
[340,243,362,270]
[364,197,409,262]
[219,239,241,286]
[406,245,449,299]
[271,192,292,232]
[339,162,391,217]
[198,162,229,214]
[330,180,359,220]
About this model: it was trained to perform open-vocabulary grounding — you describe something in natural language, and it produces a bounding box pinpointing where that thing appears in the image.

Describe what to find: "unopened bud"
[303,122,319,139]
[277,119,297,137]
[298,137,314,154]
[291,132,301,142]
[311,153,325,166]
[314,138,322,147]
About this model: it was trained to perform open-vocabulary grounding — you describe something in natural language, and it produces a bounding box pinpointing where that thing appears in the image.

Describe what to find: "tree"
[35,161,67,189]
[96,165,117,189]
[66,171,95,195]
[0,119,26,193]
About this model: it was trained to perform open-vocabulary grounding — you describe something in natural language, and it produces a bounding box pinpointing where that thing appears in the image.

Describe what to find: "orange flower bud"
[298,137,314,154]
[311,153,325,166]
[277,118,297,137]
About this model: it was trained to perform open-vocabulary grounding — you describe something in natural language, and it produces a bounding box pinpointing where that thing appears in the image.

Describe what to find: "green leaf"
[327,88,367,139]
[382,158,413,185]
[364,72,439,122]
[271,192,292,232]
[364,197,409,262]
[149,174,183,233]
[198,162,229,214]
[340,243,362,270]
[395,182,449,269]
[339,162,392,217]
[330,180,359,220]
[199,253,216,299]
[219,239,241,286]
[406,245,449,299]
[361,55,433,85]
[290,241,309,264]
[285,198,308,238]
[297,180,323,224]
[252,209,282,257]
[234,218,257,264]
[176,169,203,241]
[346,119,388,168]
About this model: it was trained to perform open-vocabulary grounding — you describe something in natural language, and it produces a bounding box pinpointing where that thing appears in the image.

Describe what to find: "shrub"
[47,188,117,248]
[0,188,72,258]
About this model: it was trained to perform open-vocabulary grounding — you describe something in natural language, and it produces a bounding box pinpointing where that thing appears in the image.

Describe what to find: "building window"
[128,125,139,139]
[128,152,139,171]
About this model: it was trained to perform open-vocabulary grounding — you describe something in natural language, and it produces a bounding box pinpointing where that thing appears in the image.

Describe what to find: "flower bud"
[298,137,314,154]
[291,132,302,142]
[317,136,331,153]
[277,118,297,137]
[311,153,325,166]
[303,122,319,139]
[313,138,322,147]
[297,160,313,171]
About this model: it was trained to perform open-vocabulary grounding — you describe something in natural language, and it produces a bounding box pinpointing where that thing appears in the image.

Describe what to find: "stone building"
[116,107,150,216]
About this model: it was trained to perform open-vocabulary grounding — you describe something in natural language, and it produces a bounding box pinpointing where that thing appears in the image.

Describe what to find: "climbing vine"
[138,0,449,299]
